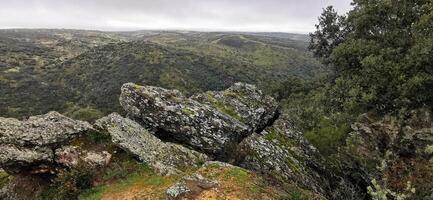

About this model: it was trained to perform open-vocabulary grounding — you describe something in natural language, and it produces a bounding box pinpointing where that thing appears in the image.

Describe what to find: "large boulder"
[0,111,97,174]
[119,83,278,157]
[191,82,279,132]
[95,113,209,175]
[234,115,330,196]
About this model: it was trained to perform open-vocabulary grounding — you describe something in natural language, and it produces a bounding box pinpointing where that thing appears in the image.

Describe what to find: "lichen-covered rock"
[55,146,112,168]
[165,174,218,199]
[192,82,279,132]
[119,83,253,157]
[95,113,209,175]
[0,112,93,174]
[0,111,91,147]
[234,115,330,195]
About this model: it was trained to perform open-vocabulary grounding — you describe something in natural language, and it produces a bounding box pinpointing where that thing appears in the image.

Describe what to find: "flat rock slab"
[95,113,209,175]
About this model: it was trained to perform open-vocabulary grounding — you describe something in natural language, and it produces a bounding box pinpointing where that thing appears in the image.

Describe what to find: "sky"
[0,0,352,33]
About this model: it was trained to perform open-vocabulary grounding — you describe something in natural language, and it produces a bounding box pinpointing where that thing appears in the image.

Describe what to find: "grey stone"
[95,113,209,175]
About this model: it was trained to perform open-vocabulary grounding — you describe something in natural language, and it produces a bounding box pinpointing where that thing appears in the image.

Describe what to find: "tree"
[309,6,350,63]
[310,1,433,113]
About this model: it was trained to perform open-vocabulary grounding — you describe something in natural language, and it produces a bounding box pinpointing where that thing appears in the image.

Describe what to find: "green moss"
[181,107,195,115]
[206,93,244,122]
[223,167,249,182]
[285,157,301,174]
[264,128,294,148]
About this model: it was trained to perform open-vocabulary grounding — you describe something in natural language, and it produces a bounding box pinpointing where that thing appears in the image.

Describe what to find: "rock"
[0,111,91,147]
[54,146,80,168]
[0,112,93,174]
[234,115,330,195]
[192,82,279,132]
[95,113,209,175]
[55,146,112,168]
[83,151,112,167]
[119,82,278,157]
[165,174,218,199]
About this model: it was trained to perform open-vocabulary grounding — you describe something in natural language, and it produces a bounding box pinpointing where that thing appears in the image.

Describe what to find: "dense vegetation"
[281,1,433,199]
[287,0,433,147]
[0,30,325,119]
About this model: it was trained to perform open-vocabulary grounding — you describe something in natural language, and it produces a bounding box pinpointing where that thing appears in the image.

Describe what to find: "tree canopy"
[310,1,433,113]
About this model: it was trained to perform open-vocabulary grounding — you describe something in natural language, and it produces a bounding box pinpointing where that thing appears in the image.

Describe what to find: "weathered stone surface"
[234,115,330,195]
[0,112,93,174]
[95,113,209,175]
[83,151,112,167]
[192,82,279,132]
[0,111,91,146]
[165,174,218,199]
[119,83,253,157]
[55,146,112,168]
[119,83,278,157]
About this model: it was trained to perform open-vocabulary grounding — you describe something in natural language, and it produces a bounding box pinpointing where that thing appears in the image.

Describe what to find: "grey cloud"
[0,0,352,33]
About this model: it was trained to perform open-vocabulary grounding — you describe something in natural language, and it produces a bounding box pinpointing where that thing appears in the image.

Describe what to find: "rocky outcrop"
[0,111,104,174]
[192,82,279,132]
[0,83,333,199]
[234,115,330,195]
[95,113,209,175]
[119,82,278,157]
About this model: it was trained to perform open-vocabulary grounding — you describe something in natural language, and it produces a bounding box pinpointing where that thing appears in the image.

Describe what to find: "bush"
[42,165,95,200]
[62,102,104,122]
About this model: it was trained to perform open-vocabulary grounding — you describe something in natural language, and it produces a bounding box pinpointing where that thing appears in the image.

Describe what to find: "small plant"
[367,179,416,200]
[42,169,93,199]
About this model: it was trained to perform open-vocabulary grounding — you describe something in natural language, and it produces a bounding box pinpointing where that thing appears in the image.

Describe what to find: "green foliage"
[309,0,433,114]
[309,6,350,63]
[305,116,351,156]
[42,164,96,200]
[1,30,325,119]
[62,102,104,122]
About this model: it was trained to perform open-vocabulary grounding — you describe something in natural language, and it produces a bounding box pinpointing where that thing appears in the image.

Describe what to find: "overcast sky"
[0,0,352,33]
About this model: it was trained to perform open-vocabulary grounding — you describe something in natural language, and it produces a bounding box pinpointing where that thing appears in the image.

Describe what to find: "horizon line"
[0,27,312,35]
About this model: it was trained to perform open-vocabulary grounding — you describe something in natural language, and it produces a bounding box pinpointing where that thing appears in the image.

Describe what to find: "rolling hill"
[0,29,326,118]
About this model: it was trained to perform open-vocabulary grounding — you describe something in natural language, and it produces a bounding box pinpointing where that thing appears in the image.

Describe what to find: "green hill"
[0,29,325,118]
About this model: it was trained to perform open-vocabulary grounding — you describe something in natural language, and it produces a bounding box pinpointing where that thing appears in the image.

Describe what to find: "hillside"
[0,29,325,118]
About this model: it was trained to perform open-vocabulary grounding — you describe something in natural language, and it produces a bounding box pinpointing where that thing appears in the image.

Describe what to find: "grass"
[79,164,177,200]
[79,161,291,200]
[0,171,11,189]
